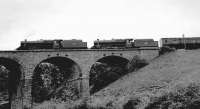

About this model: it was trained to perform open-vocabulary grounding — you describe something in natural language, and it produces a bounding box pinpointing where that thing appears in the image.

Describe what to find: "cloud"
[166,0,200,19]
[0,0,200,50]
[0,0,60,49]
[0,0,62,34]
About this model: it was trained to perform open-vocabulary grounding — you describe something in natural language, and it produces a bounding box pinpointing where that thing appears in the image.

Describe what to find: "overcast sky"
[0,0,200,50]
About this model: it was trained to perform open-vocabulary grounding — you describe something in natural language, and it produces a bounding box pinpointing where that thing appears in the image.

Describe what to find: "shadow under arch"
[31,56,81,103]
[90,55,129,94]
[0,57,22,109]
[97,55,129,67]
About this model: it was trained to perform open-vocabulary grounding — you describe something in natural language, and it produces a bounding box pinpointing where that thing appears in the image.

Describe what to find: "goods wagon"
[161,37,200,49]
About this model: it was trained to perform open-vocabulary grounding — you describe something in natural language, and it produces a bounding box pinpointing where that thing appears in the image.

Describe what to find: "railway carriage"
[160,37,200,49]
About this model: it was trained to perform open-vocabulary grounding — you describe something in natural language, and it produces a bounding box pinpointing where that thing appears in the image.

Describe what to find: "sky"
[0,0,200,50]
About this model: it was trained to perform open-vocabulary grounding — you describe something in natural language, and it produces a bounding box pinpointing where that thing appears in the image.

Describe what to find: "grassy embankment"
[35,49,200,109]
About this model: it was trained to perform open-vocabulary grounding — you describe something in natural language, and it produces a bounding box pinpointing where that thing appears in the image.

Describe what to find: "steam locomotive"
[91,39,158,49]
[17,39,87,50]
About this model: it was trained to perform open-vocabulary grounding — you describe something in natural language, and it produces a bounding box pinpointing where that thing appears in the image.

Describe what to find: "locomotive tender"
[134,39,158,48]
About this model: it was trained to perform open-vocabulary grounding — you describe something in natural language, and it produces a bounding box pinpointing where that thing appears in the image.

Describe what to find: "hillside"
[89,49,200,108]
[33,49,200,109]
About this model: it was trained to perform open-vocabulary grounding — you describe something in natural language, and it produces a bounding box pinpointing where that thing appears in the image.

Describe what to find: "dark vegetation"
[31,63,79,103]
[36,81,200,109]
[123,98,141,109]
[0,58,22,109]
[145,83,200,109]
[122,82,200,109]
[90,56,148,94]
[89,62,127,94]
[159,46,175,55]
[89,56,129,94]
[127,55,148,72]
[66,102,107,109]
[0,65,9,109]
[0,103,10,109]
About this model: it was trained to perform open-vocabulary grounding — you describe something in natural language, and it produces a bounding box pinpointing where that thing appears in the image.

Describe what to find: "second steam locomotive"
[91,39,158,49]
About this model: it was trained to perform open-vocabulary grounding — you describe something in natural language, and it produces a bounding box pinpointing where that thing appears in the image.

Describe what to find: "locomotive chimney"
[182,34,186,49]
[97,39,100,48]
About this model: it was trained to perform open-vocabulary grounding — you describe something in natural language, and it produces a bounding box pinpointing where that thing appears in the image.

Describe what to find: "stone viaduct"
[0,48,159,109]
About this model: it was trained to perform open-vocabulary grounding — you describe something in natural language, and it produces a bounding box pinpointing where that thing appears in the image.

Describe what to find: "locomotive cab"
[53,40,62,49]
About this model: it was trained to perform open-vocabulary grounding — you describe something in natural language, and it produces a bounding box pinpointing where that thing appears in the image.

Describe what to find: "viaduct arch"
[31,57,81,103]
[0,58,23,109]
[90,56,129,94]
[0,49,159,109]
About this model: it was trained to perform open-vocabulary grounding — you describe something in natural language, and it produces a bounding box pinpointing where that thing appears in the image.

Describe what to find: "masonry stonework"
[0,49,159,109]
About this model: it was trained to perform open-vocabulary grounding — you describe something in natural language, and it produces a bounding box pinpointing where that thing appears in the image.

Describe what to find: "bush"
[0,65,9,107]
[127,55,148,72]
[33,100,108,109]
[68,103,107,109]
[145,82,200,109]
[90,62,128,94]
[32,63,79,103]
[123,98,141,109]
[159,46,175,55]
[0,103,10,109]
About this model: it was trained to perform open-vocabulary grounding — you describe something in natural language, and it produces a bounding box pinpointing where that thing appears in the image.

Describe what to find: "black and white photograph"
[0,0,200,109]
